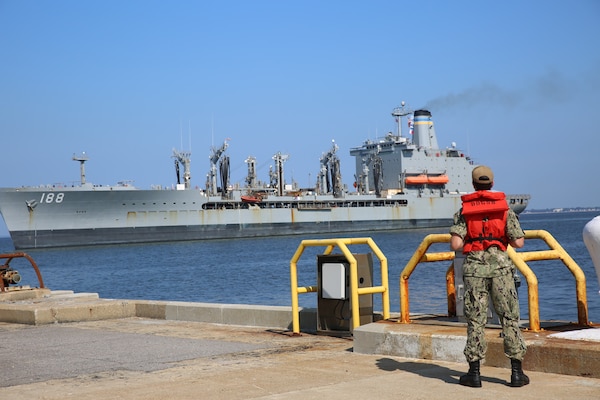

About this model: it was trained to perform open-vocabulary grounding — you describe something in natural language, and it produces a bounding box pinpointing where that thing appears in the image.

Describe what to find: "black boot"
[510,359,530,387]
[459,360,482,388]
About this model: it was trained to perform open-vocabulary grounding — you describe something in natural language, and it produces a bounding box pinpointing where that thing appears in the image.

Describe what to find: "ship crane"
[357,152,383,196]
[317,140,343,197]
[172,149,192,189]
[355,159,369,194]
[207,140,229,196]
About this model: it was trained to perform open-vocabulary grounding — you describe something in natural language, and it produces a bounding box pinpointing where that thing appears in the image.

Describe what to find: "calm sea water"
[1,211,599,323]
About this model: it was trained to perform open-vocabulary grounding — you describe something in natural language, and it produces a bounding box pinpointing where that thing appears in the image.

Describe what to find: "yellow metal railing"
[290,237,390,334]
[399,231,589,333]
[507,230,589,331]
[399,234,455,324]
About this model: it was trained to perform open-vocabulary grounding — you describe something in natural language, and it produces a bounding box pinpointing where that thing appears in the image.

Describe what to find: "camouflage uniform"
[450,208,527,363]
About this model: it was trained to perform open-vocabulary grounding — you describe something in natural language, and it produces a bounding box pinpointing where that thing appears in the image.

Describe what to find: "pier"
[3,223,600,398]
[1,290,599,399]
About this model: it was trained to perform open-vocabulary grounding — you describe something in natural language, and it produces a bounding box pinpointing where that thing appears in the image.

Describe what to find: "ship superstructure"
[0,105,529,249]
[352,108,471,198]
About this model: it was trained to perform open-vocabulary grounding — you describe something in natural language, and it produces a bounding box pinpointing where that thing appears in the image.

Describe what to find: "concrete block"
[165,302,223,323]
[221,304,258,326]
[0,303,53,325]
[353,322,389,354]
[524,337,600,378]
[355,321,466,362]
[221,304,292,328]
[48,290,75,296]
[430,334,466,363]
[389,331,422,358]
[154,302,313,331]
[0,307,35,324]
[50,301,136,323]
[0,288,51,301]
[48,292,99,301]
[135,301,167,319]
[33,308,55,325]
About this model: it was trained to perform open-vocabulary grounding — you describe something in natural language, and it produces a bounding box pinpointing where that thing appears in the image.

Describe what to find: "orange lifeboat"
[405,174,449,185]
[241,195,262,203]
[427,174,449,184]
[405,174,428,185]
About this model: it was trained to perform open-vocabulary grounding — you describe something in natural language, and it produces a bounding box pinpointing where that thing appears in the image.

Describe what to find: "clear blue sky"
[1,0,599,236]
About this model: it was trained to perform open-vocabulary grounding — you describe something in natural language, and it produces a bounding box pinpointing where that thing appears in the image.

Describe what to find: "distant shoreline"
[523,208,600,215]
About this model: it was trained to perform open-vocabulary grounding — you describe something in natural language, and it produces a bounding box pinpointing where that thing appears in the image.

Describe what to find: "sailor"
[449,165,529,388]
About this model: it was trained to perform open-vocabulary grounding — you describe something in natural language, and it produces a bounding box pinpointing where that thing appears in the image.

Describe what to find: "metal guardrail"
[399,234,455,324]
[290,237,390,334]
[399,231,590,332]
[507,230,589,331]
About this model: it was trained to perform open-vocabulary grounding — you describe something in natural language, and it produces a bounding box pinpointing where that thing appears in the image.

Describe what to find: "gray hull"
[9,218,455,249]
[0,187,465,249]
[0,186,529,249]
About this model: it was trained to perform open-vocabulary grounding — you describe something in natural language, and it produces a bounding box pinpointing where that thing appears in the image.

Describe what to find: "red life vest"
[460,191,509,253]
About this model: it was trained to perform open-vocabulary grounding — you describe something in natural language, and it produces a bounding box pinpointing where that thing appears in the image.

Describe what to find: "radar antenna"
[391,101,413,138]
[72,152,89,185]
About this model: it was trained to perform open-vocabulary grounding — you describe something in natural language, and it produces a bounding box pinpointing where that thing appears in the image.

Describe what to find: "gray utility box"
[317,253,373,333]
[454,252,501,325]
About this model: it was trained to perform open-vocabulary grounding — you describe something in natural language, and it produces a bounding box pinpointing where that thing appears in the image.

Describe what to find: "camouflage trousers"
[463,273,527,362]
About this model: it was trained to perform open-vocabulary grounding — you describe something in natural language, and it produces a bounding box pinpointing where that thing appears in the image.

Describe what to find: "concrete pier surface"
[1,290,600,399]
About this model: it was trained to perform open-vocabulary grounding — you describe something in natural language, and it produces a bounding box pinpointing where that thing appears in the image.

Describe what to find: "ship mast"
[272,152,289,196]
[72,152,89,185]
[391,101,413,138]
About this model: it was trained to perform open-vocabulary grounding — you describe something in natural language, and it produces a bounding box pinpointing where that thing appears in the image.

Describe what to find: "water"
[1,211,599,323]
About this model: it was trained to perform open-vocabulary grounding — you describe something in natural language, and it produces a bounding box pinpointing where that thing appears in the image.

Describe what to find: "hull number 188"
[41,193,65,203]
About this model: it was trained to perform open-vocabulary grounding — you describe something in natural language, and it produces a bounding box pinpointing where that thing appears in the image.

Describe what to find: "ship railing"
[296,202,332,211]
[399,231,589,332]
[289,237,391,334]
[295,199,408,210]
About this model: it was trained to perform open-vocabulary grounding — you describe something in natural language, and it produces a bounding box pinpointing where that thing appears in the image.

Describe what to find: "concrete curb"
[353,321,466,363]
[0,290,318,330]
[134,300,317,331]
[353,319,600,379]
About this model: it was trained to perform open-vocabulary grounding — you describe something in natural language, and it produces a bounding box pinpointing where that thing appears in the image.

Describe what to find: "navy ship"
[0,105,529,249]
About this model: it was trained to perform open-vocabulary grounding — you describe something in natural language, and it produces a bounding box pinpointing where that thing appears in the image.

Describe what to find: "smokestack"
[412,110,439,149]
